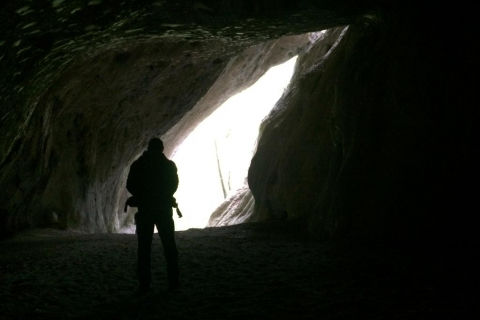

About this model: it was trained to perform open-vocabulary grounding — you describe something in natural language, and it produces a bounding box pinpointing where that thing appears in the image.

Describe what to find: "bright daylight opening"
[170,55,298,231]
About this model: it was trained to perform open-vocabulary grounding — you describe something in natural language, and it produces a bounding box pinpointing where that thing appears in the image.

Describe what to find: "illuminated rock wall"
[0,29,315,235]
[2,0,354,237]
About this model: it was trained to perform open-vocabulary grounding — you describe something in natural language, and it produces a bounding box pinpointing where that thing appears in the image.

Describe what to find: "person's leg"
[136,213,154,292]
[157,216,179,290]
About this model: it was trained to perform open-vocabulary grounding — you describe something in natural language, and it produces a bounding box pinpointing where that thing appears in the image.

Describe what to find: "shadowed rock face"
[249,9,477,247]
[0,0,476,247]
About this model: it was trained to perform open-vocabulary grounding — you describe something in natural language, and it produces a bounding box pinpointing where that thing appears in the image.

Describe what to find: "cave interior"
[0,0,477,319]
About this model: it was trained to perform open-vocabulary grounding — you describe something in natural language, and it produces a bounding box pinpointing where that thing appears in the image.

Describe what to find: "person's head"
[147,138,164,153]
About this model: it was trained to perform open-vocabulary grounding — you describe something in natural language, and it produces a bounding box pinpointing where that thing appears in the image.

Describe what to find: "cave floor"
[0,222,470,320]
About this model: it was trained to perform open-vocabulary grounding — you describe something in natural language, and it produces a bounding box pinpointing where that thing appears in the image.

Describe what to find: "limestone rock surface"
[0,1,477,247]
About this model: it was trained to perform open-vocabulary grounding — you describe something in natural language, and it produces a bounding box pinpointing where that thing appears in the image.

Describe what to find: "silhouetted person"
[125,138,179,294]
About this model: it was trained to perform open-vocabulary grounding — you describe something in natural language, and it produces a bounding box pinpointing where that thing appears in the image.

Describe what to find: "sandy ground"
[0,222,472,320]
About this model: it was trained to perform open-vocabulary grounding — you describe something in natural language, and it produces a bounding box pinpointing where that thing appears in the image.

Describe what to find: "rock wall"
[162,34,313,155]
[1,0,355,238]
[1,1,476,245]
[0,32,314,236]
[248,9,476,244]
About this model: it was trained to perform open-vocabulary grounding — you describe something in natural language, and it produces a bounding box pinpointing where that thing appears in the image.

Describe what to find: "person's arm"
[124,196,138,212]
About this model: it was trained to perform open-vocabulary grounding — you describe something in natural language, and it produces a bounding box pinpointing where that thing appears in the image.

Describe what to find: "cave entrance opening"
[170,55,298,231]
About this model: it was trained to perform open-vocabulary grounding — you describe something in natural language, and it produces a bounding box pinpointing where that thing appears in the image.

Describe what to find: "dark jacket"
[126,149,179,212]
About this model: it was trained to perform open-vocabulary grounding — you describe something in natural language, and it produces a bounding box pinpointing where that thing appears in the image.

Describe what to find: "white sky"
[171,56,298,231]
